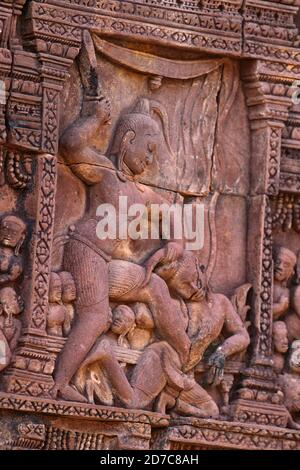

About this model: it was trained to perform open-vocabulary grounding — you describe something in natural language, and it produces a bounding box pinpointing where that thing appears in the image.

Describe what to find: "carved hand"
[82,97,111,125]
[279,295,289,310]
[164,241,183,263]
[206,350,226,386]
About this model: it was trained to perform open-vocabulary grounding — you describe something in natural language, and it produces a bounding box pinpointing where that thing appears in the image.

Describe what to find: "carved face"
[0,288,23,318]
[0,217,25,249]
[0,248,11,272]
[122,118,159,176]
[273,322,289,354]
[162,254,206,301]
[62,277,76,303]
[274,252,295,283]
[49,274,62,303]
[289,342,300,373]
[111,306,135,336]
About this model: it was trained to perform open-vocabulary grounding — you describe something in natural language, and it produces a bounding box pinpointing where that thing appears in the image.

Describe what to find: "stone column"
[1,4,81,397]
[232,59,296,426]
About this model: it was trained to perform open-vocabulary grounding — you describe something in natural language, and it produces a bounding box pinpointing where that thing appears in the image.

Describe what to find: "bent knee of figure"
[147,273,169,299]
[206,399,219,418]
[98,338,113,359]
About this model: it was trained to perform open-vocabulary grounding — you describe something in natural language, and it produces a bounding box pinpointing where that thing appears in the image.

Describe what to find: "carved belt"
[70,232,112,263]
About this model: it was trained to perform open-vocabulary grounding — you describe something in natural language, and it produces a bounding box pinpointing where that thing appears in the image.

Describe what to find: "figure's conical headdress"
[111,97,174,173]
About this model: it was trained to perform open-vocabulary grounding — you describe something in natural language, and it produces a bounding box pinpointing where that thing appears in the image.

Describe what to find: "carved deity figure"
[0,287,23,371]
[151,251,251,417]
[0,215,26,286]
[54,96,190,402]
[59,271,76,337]
[143,249,250,375]
[47,273,68,338]
[285,252,300,342]
[277,340,300,430]
[272,321,289,374]
[273,246,296,320]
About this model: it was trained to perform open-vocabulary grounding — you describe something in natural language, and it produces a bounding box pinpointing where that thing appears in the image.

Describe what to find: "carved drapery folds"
[0,0,300,450]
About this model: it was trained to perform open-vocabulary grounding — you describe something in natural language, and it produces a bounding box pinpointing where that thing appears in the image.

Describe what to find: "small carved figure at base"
[0,215,26,286]
[272,321,289,374]
[47,273,67,338]
[59,271,76,336]
[273,247,296,320]
[278,340,300,430]
[0,287,23,371]
[74,305,135,405]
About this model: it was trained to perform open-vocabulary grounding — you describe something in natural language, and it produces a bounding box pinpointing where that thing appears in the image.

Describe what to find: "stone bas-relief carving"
[0,215,26,286]
[0,0,300,451]
[46,272,76,338]
[0,287,23,371]
[70,251,250,419]
[271,246,300,429]
[51,32,250,416]
[0,214,26,372]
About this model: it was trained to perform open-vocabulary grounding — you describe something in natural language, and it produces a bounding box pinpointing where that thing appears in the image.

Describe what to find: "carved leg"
[53,240,111,401]
[155,390,177,415]
[174,382,219,419]
[174,400,218,419]
[116,273,191,365]
[128,346,168,409]
[53,302,111,402]
[94,339,135,406]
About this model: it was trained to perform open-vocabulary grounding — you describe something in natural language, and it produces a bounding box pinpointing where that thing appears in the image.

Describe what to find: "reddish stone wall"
[0,0,300,450]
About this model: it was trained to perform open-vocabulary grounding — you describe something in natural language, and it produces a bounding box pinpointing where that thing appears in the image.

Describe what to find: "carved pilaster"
[0,4,82,397]
[231,59,295,426]
[23,2,81,154]
[1,154,59,398]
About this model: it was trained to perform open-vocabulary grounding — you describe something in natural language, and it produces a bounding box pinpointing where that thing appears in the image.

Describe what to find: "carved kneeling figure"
[74,305,135,405]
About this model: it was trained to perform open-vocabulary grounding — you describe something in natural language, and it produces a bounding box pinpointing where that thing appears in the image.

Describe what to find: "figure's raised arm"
[59,30,114,185]
[59,99,113,185]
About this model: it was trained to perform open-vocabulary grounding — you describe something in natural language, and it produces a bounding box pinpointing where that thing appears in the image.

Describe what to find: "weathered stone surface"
[0,0,300,450]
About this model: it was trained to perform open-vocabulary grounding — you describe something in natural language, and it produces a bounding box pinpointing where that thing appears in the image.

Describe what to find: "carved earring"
[15,234,25,256]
